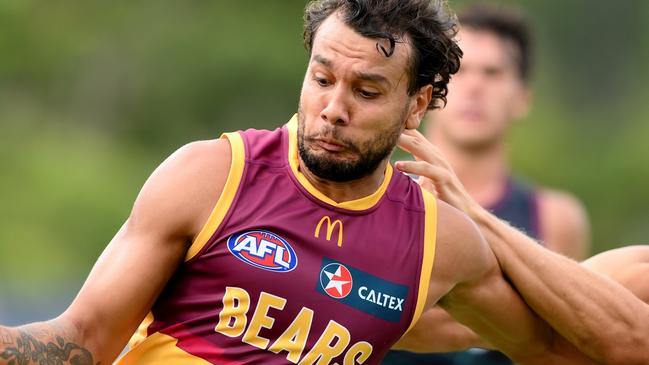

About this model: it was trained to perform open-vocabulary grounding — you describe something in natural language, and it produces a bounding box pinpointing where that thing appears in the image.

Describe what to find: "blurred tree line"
[1,0,648,323]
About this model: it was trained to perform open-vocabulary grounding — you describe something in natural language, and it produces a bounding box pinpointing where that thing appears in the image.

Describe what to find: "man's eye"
[315,77,331,87]
[359,89,380,99]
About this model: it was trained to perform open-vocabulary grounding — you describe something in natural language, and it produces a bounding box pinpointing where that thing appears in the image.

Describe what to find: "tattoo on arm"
[0,330,12,346]
[0,331,99,365]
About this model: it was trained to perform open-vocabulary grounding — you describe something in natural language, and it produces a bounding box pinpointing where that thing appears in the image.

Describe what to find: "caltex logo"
[320,263,353,299]
[317,258,409,322]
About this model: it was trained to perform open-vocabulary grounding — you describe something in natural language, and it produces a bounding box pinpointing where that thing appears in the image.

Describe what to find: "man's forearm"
[0,321,98,365]
[472,207,649,365]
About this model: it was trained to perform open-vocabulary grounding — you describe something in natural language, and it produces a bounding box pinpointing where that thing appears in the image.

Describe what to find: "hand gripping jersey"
[116,116,437,365]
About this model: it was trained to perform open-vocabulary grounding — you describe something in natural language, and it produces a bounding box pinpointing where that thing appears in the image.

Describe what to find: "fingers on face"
[398,133,432,161]
[398,135,450,170]
[396,161,449,185]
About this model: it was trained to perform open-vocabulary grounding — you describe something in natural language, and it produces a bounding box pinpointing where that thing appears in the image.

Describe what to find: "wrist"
[467,205,511,263]
[467,203,490,225]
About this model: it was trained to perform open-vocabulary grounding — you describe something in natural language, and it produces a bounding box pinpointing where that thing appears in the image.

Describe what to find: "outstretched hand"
[395,129,483,218]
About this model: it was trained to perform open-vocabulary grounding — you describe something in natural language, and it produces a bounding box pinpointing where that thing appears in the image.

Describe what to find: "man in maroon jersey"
[0,1,636,364]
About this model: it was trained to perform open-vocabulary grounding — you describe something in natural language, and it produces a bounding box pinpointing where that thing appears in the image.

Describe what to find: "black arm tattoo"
[0,331,99,365]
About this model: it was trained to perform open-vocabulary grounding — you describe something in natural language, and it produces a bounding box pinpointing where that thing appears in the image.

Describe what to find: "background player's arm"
[424,202,583,365]
[581,246,649,304]
[0,139,231,364]
[538,189,590,260]
[474,211,649,365]
[397,129,649,365]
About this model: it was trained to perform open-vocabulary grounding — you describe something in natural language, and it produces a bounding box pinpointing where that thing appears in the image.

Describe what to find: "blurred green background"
[1,0,648,324]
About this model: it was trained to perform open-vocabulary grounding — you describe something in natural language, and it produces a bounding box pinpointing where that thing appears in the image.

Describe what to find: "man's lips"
[459,106,485,122]
[314,138,346,152]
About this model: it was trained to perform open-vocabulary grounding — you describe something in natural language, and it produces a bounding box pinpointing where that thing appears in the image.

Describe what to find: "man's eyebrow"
[355,72,391,88]
[312,53,392,89]
[313,54,331,67]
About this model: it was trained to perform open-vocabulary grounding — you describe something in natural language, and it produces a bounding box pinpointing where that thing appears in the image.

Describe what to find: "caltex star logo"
[320,263,353,299]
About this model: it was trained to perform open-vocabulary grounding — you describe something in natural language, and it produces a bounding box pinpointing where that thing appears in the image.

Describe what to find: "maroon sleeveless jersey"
[117,115,438,364]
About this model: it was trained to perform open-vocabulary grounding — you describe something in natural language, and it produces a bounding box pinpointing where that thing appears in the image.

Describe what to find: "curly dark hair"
[458,2,533,83]
[303,0,462,109]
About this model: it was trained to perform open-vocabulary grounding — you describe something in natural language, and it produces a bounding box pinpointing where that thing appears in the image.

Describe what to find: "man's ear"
[405,84,433,129]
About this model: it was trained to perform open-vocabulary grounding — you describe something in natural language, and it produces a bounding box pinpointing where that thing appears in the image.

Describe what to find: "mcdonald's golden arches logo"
[314,216,344,247]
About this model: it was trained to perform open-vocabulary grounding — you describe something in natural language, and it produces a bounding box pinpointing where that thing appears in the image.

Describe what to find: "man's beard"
[297,109,406,182]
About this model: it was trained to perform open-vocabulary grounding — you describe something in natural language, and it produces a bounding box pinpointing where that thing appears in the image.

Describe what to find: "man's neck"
[427,131,509,208]
[297,158,390,203]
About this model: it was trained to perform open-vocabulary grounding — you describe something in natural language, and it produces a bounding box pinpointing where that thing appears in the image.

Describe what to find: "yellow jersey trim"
[185,132,246,261]
[405,190,437,334]
[116,332,212,365]
[286,115,393,211]
[127,312,154,350]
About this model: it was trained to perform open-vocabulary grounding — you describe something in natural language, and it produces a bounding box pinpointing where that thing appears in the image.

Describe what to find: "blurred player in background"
[383,2,589,364]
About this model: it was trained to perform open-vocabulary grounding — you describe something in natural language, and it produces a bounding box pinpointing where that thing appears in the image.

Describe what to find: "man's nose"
[320,86,350,125]
[463,71,485,96]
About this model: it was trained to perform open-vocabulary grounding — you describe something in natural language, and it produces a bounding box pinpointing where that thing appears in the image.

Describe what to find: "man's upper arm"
[538,189,590,260]
[394,305,488,353]
[61,138,232,362]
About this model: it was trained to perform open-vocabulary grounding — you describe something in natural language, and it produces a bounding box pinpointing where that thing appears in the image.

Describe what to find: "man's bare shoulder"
[537,188,586,219]
[536,187,590,259]
[166,138,232,187]
[128,138,232,241]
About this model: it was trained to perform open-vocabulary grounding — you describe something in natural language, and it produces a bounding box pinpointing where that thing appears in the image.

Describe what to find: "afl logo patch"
[227,230,298,272]
[320,263,353,299]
